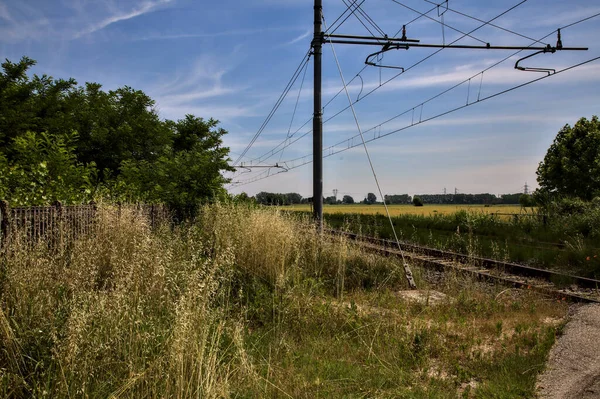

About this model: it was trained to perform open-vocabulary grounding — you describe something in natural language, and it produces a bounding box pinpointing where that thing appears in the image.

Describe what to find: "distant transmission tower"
[443,187,447,195]
[333,188,338,201]
[524,182,529,195]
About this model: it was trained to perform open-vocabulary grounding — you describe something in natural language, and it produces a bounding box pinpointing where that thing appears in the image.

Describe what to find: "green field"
[280,202,600,278]
[282,203,526,217]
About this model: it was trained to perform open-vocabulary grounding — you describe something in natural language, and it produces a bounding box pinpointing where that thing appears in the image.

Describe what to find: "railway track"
[328,229,600,303]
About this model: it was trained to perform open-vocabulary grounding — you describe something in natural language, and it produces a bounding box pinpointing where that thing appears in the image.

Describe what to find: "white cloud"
[321,58,600,98]
[530,7,600,29]
[74,0,175,39]
[149,55,255,122]
[285,30,311,46]
[0,3,12,22]
[136,26,299,41]
[156,104,257,121]
[0,2,53,42]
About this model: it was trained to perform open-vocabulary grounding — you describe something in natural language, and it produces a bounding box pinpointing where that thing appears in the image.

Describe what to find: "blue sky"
[1,0,599,199]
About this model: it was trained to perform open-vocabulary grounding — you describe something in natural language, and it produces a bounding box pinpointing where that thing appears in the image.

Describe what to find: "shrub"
[412,196,424,207]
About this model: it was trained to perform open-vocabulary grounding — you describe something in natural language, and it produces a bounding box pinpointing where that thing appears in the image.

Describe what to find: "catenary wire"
[341,0,387,37]
[279,55,310,163]
[242,2,461,166]
[231,55,600,187]
[232,50,311,166]
[421,0,548,45]
[249,0,529,165]
[326,0,368,35]
[237,0,370,168]
[324,16,417,288]
[339,0,381,40]
[389,0,489,45]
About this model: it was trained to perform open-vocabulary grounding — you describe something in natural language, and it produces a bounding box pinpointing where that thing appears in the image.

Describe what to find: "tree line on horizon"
[250,191,530,206]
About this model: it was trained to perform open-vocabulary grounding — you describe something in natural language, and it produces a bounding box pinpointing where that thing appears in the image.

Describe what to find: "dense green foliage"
[537,116,600,200]
[364,192,377,204]
[0,57,233,211]
[254,191,303,205]
[415,193,520,204]
[384,194,412,204]
[342,194,355,204]
[413,196,424,207]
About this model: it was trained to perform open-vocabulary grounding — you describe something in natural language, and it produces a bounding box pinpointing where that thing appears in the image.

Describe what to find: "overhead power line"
[421,0,547,46]
[231,55,600,187]
[240,0,507,167]
[232,50,311,166]
[325,16,417,288]
[340,0,387,38]
[389,0,489,45]
[231,2,597,191]
[279,55,310,163]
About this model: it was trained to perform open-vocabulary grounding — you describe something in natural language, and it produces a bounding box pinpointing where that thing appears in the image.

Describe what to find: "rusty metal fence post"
[53,200,64,250]
[1,200,11,250]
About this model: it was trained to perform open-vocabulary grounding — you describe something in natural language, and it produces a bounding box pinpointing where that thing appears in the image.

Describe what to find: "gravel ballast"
[537,304,600,399]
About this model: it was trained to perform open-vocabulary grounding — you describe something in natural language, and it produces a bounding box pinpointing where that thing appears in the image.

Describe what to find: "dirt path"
[537,304,600,398]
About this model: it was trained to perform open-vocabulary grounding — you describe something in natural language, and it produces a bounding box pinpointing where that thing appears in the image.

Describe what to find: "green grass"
[283,207,600,278]
[1,204,567,398]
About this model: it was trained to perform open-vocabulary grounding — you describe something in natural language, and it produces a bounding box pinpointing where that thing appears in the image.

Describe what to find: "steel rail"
[328,229,600,303]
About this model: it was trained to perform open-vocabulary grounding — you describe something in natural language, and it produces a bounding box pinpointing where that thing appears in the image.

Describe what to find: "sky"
[1,0,599,200]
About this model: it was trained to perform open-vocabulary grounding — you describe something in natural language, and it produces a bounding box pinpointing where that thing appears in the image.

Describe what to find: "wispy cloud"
[321,59,600,97]
[0,3,12,22]
[285,30,311,46]
[530,6,600,29]
[149,55,255,122]
[136,26,299,41]
[74,0,175,39]
[0,2,53,42]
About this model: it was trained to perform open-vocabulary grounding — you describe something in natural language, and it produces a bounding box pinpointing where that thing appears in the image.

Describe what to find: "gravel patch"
[537,304,600,399]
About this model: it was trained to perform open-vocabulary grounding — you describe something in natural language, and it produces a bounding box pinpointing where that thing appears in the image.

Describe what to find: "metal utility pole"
[308,3,586,232]
[313,0,323,231]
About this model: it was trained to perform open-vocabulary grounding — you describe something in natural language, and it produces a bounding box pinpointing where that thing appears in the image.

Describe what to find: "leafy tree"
[233,192,254,204]
[72,85,172,175]
[384,194,412,204]
[501,193,522,204]
[0,57,234,209]
[342,195,354,204]
[324,196,337,205]
[519,194,534,207]
[365,193,377,205]
[254,192,303,205]
[0,131,96,205]
[285,193,303,204]
[116,116,233,216]
[537,116,600,200]
[413,196,424,207]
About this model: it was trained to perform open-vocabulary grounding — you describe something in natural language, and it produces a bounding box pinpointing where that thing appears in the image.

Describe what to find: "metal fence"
[0,201,170,249]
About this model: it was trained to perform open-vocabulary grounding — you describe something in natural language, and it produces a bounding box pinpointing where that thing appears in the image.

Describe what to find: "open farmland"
[282,203,526,217]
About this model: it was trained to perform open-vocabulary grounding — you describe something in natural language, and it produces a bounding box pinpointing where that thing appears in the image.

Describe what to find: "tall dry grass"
[0,203,410,398]
[1,206,246,398]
